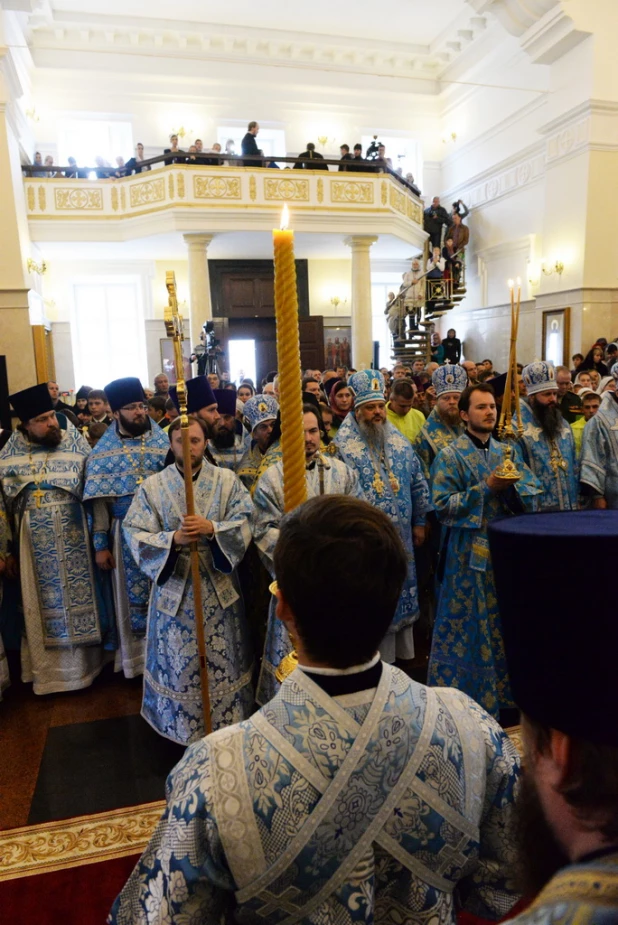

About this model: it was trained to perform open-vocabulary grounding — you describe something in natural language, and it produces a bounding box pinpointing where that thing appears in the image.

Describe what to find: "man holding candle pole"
[330,369,432,664]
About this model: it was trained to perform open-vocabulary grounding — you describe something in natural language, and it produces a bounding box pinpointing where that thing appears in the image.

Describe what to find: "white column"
[344,235,378,370]
[183,233,215,349]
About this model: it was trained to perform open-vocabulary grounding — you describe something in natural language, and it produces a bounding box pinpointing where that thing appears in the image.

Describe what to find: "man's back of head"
[274,496,407,669]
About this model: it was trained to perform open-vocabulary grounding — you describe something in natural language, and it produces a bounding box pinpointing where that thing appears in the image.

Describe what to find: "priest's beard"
[357,417,386,452]
[532,401,563,440]
[28,427,62,447]
[515,768,570,896]
[438,407,461,427]
[117,412,150,437]
[212,427,235,449]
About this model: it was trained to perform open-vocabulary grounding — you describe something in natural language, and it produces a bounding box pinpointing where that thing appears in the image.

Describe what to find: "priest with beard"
[330,369,431,663]
[0,384,105,693]
[208,388,249,470]
[122,415,254,744]
[517,361,579,512]
[168,376,220,467]
[414,363,467,478]
[84,378,170,678]
[489,512,618,924]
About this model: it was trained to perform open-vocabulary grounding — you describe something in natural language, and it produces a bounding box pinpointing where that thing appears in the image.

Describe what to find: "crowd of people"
[29,123,419,187]
[1,346,617,924]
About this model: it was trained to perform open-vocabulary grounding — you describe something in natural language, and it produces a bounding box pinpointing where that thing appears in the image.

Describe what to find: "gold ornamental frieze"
[331,181,374,204]
[389,186,407,215]
[27,186,35,212]
[54,188,103,211]
[120,186,126,211]
[381,181,388,205]
[264,177,309,201]
[194,176,242,200]
[177,172,185,199]
[407,198,422,224]
[38,186,46,211]
[168,173,175,199]
[249,175,257,201]
[111,186,119,211]
[129,177,166,208]
[317,178,324,203]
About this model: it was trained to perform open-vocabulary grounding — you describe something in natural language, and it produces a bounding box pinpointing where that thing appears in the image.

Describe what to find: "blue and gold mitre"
[432,363,468,396]
[243,394,279,433]
[522,360,556,396]
[348,369,385,406]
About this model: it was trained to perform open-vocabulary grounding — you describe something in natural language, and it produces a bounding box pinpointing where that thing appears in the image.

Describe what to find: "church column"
[183,233,215,349]
[344,235,378,370]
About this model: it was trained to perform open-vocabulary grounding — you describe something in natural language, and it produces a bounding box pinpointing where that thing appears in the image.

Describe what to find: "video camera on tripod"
[191,321,225,376]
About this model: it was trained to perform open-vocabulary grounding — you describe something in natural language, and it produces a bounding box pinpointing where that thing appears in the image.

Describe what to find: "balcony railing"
[22,156,424,233]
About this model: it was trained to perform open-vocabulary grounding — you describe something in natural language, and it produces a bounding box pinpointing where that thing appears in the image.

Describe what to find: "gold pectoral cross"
[136,476,144,485]
[373,473,385,494]
[32,487,45,508]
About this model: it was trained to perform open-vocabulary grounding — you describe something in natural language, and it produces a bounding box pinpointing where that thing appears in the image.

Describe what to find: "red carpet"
[0,853,138,925]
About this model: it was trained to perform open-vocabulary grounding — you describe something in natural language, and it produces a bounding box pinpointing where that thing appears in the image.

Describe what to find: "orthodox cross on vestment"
[32,487,45,508]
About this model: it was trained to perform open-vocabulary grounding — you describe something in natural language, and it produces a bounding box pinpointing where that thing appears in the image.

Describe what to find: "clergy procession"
[2,334,618,925]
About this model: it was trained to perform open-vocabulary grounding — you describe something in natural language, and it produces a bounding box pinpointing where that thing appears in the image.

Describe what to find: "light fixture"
[25,107,40,123]
[542,259,565,277]
[441,131,457,145]
[27,258,47,275]
[171,126,193,140]
[330,296,347,309]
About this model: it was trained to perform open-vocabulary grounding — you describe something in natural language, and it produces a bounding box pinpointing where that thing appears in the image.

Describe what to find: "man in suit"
[241,121,263,166]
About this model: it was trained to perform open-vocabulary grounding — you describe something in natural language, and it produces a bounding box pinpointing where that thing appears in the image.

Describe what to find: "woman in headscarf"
[597,375,616,395]
[327,378,354,436]
[580,344,608,376]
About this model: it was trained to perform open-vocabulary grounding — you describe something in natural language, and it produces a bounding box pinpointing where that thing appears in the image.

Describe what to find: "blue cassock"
[332,415,432,633]
[109,664,522,925]
[83,422,170,638]
[414,408,464,478]
[208,431,251,471]
[428,433,541,718]
[517,415,579,511]
[580,391,618,508]
[123,463,255,744]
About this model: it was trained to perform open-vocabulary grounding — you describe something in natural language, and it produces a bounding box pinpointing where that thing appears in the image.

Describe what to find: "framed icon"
[542,308,570,367]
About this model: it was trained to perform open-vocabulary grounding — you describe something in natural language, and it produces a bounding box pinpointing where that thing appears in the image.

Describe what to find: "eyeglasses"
[121,403,148,412]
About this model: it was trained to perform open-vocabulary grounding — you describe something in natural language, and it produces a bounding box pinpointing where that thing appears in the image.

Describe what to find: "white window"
[361,135,421,187]
[71,279,147,389]
[57,119,133,173]
[217,125,286,159]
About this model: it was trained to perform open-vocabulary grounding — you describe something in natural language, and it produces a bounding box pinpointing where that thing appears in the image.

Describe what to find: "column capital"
[183,233,215,251]
[343,235,378,251]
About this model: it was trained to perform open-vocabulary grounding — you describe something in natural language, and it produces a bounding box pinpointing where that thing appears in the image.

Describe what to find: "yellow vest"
[386,403,426,444]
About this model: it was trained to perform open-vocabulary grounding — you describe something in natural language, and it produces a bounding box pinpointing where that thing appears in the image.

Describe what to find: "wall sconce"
[171,126,193,140]
[441,131,457,144]
[542,259,565,277]
[25,107,40,123]
[330,296,348,309]
[27,258,47,275]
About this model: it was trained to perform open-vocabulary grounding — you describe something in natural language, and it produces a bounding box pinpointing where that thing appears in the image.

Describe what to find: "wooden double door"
[209,260,324,385]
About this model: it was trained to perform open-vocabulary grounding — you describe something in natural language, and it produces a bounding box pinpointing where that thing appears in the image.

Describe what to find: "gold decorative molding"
[120,186,126,211]
[129,177,166,208]
[249,175,257,201]
[27,186,35,212]
[317,178,324,203]
[264,177,309,201]
[0,800,165,882]
[194,176,241,199]
[389,186,407,215]
[381,180,388,205]
[111,186,119,212]
[177,172,185,199]
[407,198,422,224]
[331,181,374,204]
[38,186,46,212]
[54,188,103,211]
[168,172,175,199]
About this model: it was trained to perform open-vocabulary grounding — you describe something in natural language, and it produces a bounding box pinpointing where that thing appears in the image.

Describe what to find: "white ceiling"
[37,230,419,262]
[50,0,469,47]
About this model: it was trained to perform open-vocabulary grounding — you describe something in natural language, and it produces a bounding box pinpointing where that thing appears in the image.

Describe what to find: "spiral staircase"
[390,257,467,365]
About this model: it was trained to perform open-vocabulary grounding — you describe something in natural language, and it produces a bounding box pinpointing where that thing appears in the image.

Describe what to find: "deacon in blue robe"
[207,387,251,471]
[253,450,363,705]
[518,361,579,511]
[0,384,104,694]
[123,432,255,744]
[331,370,432,662]
[580,389,618,508]
[109,665,521,925]
[84,377,170,677]
[428,431,541,717]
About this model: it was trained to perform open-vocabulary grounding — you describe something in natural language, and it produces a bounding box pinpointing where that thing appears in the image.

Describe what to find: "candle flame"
[280,204,290,231]
[508,279,514,289]
[516,276,521,288]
